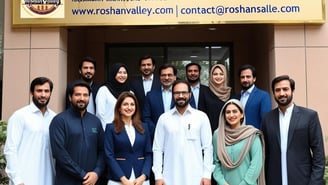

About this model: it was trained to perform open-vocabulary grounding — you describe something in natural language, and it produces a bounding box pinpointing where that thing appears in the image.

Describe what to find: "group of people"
[3,55,326,185]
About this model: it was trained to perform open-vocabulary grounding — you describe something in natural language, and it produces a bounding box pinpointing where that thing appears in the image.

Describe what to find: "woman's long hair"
[113,91,144,134]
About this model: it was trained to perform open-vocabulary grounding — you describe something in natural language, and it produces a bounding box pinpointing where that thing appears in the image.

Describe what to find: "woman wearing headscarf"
[96,63,130,130]
[199,64,233,133]
[212,99,265,185]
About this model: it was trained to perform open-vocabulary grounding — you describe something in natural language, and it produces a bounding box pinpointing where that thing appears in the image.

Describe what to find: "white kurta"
[4,103,56,185]
[152,105,214,185]
[95,86,117,130]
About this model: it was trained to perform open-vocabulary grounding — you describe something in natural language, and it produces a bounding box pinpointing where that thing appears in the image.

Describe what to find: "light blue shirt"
[143,74,153,95]
[240,85,255,108]
[161,87,172,112]
[191,83,200,109]
[279,103,294,185]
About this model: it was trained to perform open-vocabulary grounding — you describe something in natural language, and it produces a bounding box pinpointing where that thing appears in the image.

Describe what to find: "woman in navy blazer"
[104,91,152,185]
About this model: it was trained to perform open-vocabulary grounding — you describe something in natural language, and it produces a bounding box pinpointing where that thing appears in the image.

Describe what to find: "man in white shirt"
[152,80,213,185]
[4,77,56,185]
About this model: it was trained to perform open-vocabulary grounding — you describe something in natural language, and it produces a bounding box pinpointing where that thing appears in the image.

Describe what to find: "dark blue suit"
[130,76,161,113]
[104,123,152,181]
[239,86,272,129]
[142,88,196,139]
[142,89,174,139]
[198,86,225,133]
[261,105,325,185]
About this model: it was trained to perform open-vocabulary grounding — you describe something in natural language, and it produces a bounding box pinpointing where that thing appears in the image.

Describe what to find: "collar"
[278,103,294,114]
[142,74,153,81]
[242,84,255,94]
[191,82,200,89]
[172,104,193,115]
[29,102,48,114]
[161,86,172,92]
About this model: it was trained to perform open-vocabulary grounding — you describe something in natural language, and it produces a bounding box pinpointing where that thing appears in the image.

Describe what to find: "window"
[106,44,232,87]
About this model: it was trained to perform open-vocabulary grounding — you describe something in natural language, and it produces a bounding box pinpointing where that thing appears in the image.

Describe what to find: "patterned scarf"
[209,64,231,101]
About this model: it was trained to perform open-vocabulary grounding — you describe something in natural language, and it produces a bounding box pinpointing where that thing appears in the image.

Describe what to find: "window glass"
[106,44,231,87]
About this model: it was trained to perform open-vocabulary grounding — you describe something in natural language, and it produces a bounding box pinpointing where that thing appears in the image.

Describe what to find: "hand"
[120,176,134,185]
[155,179,165,185]
[201,178,211,185]
[83,172,98,185]
[133,174,146,185]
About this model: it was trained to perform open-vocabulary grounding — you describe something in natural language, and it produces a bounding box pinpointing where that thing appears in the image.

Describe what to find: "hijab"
[105,63,130,99]
[209,64,232,101]
[217,99,266,185]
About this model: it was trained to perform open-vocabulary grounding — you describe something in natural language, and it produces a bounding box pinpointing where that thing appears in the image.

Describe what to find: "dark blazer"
[104,123,152,181]
[142,88,196,139]
[130,76,161,112]
[190,84,210,110]
[238,86,272,129]
[142,89,174,139]
[65,80,101,111]
[261,105,325,185]
[198,87,225,133]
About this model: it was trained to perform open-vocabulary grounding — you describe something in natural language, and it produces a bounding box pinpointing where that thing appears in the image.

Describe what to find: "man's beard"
[82,74,93,83]
[275,95,293,106]
[174,98,190,108]
[32,96,49,109]
[72,101,88,111]
[187,77,199,84]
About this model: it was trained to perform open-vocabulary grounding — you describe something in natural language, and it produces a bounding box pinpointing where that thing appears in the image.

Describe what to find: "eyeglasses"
[160,74,174,77]
[173,91,190,96]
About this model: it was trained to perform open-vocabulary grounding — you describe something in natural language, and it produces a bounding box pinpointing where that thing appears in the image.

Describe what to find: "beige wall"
[2,1,67,119]
[272,23,328,152]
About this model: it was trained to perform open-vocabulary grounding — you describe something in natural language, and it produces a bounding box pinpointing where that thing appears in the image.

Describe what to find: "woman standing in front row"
[212,99,265,185]
[104,91,152,185]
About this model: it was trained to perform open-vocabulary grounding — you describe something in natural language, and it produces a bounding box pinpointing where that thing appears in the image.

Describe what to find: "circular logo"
[23,0,61,15]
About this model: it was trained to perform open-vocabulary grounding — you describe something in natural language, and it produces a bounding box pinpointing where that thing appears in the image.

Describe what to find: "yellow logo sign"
[21,0,64,18]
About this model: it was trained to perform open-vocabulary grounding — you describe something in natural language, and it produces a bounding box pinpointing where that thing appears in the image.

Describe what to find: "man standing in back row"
[185,62,210,110]
[261,75,325,185]
[130,55,161,114]
[142,63,177,140]
[66,56,101,115]
[238,64,271,129]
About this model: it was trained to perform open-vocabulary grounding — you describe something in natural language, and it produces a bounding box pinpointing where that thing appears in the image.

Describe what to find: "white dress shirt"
[4,103,56,185]
[279,103,294,185]
[152,105,214,185]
